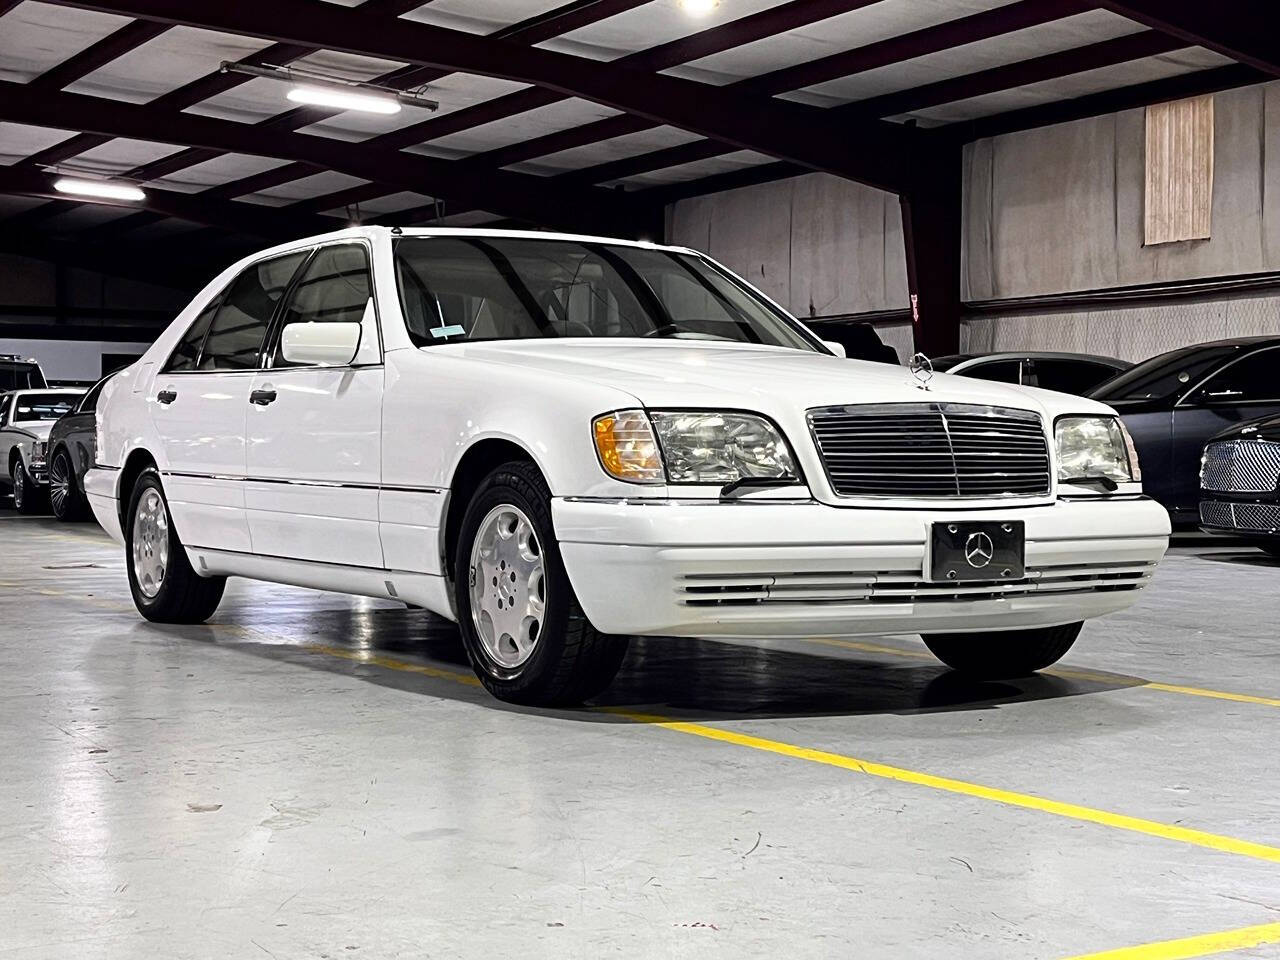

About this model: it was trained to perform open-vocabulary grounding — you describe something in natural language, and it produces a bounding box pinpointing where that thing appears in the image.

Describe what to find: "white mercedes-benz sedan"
[87,227,1170,705]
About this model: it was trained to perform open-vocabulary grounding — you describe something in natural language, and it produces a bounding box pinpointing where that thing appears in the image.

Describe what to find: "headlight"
[592,409,798,485]
[30,441,47,465]
[1055,416,1137,483]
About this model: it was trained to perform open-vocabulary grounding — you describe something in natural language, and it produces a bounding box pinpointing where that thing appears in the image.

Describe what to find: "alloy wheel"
[131,487,169,599]
[50,453,70,516]
[468,504,546,669]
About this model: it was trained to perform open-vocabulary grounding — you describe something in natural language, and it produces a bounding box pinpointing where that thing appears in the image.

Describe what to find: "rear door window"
[197,253,307,371]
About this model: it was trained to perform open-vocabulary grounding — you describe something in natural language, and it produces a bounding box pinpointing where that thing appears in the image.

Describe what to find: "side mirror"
[281,321,361,366]
[822,340,847,358]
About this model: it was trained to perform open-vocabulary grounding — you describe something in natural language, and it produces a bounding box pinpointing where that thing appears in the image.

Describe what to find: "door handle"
[249,388,277,406]
[156,389,177,405]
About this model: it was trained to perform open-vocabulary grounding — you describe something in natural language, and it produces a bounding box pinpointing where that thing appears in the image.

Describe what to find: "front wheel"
[49,449,88,521]
[921,622,1083,679]
[11,459,44,514]
[126,468,226,623]
[453,460,628,706]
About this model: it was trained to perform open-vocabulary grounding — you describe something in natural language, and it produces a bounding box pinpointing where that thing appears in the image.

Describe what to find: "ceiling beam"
[0,164,331,238]
[334,0,1093,209]
[29,19,168,91]
[1086,0,1280,77]
[0,80,641,234]
[838,30,1190,121]
[0,228,219,291]
[953,62,1267,141]
[51,0,915,192]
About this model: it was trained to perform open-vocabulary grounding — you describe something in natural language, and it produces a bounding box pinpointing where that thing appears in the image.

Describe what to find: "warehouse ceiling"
[0,0,1271,289]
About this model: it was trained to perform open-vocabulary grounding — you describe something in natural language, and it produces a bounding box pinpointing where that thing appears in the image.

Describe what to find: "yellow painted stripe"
[1060,921,1280,960]
[307,643,482,687]
[809,637,1280,709]
[599,707,1280,865]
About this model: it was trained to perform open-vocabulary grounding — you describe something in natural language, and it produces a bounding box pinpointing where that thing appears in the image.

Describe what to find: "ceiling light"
[221,62,438,113]
[287,84,402,115]
[53,178,146,202]
[679,0,719,15]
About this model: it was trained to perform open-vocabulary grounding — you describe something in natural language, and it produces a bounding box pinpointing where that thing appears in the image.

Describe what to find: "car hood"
[1209,411,1280,444]
[8,421,55,441]
[440,339,1116,418]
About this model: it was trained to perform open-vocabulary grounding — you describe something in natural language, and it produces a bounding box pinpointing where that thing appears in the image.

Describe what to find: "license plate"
[929,521,1025,582]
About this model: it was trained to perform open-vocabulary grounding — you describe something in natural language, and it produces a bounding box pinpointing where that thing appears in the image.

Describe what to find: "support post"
[900,141,963,357]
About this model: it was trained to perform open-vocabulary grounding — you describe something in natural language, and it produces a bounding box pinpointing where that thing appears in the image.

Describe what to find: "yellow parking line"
[810,637,1280,709]
[1060,920,1280,960]
[601,707,1280,865]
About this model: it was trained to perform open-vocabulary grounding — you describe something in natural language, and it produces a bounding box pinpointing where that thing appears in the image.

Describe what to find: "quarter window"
[165,296,222,373]
[269,245,372,368]
[197,252,307,371]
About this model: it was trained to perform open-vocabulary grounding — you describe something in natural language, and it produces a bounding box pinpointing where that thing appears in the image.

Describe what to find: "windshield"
[1089,344,1241,402]
[13,393,80,422]
[393,237,819,352]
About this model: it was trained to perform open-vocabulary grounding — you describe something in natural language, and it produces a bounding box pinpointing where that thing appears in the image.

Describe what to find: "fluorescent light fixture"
[53,177,146,202]
[679,0,719,15]
[287,84,401,115]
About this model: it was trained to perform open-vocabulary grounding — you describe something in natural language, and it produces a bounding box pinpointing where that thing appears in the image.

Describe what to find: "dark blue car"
[1089,336,1280,524]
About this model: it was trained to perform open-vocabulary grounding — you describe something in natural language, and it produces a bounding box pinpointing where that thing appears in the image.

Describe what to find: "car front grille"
[1201,500,1280,533]
[678,560,1155,607]
[807,403,1051,499]
[1200,440,1280,493]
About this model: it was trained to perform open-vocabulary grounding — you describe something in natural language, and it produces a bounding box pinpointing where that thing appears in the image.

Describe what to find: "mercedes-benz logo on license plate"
[964,532,994,568]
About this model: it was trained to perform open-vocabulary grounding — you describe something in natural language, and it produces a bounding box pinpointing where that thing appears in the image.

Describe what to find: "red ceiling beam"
[0,80,638,233]
[1086,0,1280,77]
[50,0,915,192]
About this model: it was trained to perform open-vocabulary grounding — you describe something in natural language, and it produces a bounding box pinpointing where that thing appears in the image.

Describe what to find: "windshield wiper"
[719,476,803,497]
[1061,475,1119,492]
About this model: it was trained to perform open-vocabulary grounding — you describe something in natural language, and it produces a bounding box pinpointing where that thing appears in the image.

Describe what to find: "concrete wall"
[667,80,1280,361]
[962,81,1280,300]
[0,252,176,379]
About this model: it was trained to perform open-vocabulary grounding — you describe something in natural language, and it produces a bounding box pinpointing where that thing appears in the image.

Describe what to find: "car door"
[1171,345,1280,516]
[151,251,308,553]
[243,242,385,568]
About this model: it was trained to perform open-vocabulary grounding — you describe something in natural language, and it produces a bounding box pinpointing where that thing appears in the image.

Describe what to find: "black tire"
[125,467,226,623]
[11,458,45,515]
[921,622,1084,679]
[49,448,88,521]
[1261,543,1280,559]
[453,460,628,706]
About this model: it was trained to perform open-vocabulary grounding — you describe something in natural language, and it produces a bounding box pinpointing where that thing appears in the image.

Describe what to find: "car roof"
[234,225,699,265]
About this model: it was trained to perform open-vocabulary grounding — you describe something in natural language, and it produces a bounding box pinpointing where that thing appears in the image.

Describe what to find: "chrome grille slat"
[678,561,1157,607]
[1201,440,1280,493]
[1200,500,1280,533]
[808,403,1051,499]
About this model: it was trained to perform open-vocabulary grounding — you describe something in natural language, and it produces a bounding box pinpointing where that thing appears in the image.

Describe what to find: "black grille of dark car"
[807,403,1051,499]
[1200,440,1280,493]
[1201,500,1280,532]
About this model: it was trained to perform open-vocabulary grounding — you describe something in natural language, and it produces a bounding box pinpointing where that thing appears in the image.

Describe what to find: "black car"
[933,351,1129,395]
[1199,413,1280,557]
[46,373,114,522]
[1090,336,1280,523]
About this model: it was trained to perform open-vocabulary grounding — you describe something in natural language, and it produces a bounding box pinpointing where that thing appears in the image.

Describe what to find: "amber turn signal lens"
[593,410,664,483]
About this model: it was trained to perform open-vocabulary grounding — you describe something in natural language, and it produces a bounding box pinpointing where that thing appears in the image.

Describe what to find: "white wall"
[0,337,150,381]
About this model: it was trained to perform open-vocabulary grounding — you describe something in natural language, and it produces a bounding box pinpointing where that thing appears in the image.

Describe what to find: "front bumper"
[554,496,1170,638]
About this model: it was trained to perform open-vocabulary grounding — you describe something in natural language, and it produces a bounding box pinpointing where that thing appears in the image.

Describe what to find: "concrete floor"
[2,513,1279,960]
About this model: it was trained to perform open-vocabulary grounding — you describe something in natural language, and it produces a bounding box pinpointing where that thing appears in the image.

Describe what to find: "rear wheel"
[11,458,44,515]
[921,622,1083,679]
[453,460,628,706]
[49,449,88,521]
[126,468,225,623]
